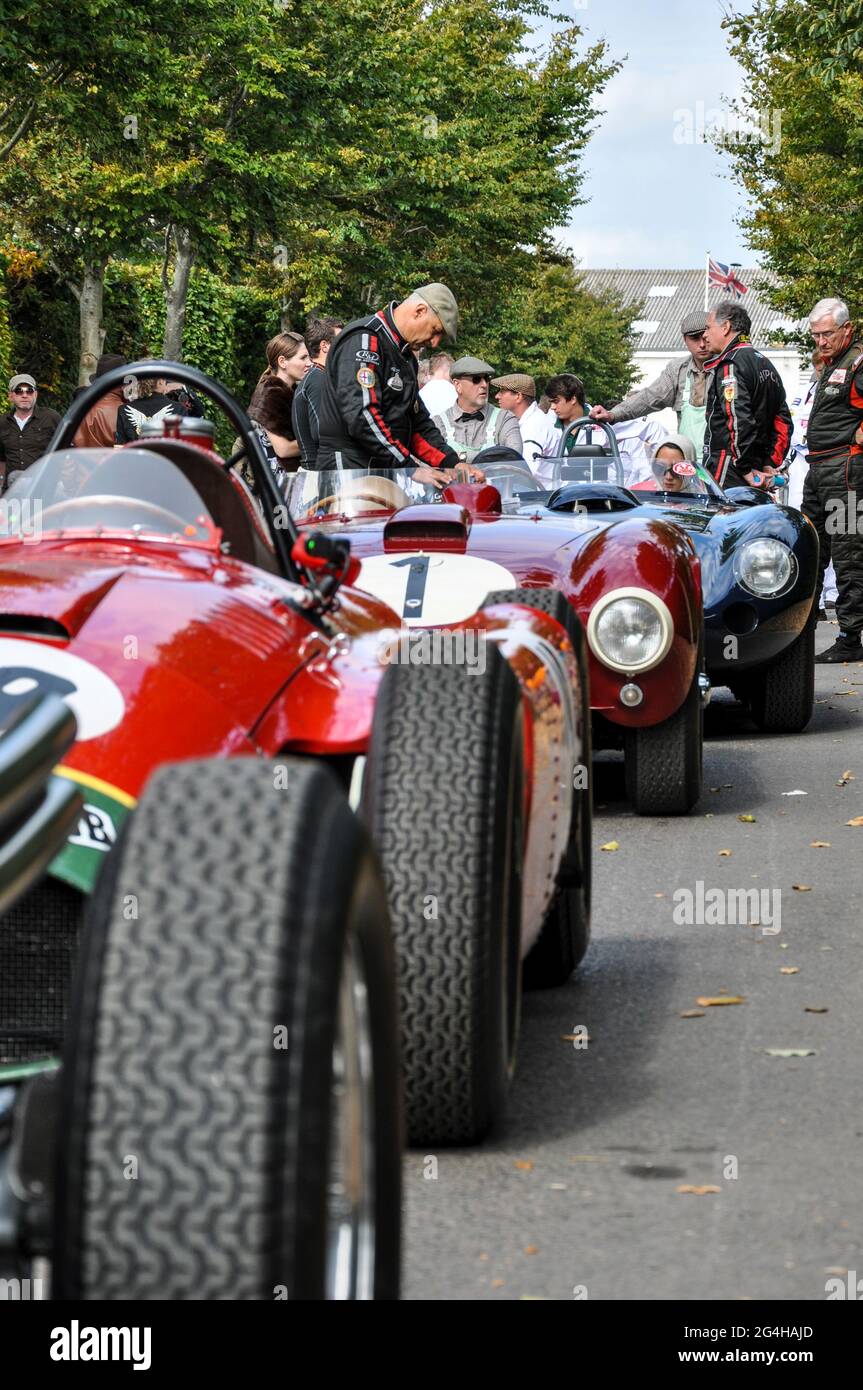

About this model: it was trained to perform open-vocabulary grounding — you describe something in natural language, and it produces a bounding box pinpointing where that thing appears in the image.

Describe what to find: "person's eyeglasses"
[12,385,34,394]
[811,328,843,340]
[462,375,490,385]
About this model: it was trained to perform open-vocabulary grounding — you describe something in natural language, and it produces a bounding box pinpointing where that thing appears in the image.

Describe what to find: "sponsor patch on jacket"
[829,368,848,384]
[356,366,376,389]
[355,348,380,364]
[724,384,736,401]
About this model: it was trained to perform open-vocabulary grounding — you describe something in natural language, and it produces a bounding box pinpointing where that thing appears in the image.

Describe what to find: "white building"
[578,269,811,414]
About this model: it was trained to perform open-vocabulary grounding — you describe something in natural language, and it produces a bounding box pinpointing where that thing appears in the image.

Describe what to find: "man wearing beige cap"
[431,356,523,462]
[0,373,61,489]
[590,310,712,454]
[492,372,558,480]
[316,283,461,476]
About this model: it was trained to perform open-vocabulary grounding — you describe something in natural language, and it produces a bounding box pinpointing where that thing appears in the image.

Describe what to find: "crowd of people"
[2,285,861,662]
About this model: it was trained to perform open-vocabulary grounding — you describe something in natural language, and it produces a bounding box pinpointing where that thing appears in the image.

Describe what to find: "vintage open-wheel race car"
[0,361,594,1299]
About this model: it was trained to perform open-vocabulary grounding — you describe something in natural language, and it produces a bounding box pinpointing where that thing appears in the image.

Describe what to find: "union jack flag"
[708,258,749,298]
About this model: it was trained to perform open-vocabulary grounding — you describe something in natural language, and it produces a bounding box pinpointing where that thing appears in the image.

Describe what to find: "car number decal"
[0,638,125,741]
[358,552,518,626]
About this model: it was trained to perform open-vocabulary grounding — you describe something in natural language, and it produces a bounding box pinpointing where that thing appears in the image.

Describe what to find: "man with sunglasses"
[590,311,712,454]
[432,357,523,462]
[0,374,61,490]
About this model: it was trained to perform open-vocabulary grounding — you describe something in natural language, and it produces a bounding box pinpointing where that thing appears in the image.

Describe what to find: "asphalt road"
[402,617,863,1301]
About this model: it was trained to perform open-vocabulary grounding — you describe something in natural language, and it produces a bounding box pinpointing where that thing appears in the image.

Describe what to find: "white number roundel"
[0,638,125,741]
[357,552,517,626]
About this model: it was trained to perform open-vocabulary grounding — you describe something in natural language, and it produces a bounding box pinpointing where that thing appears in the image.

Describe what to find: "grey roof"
[577,268,807,353]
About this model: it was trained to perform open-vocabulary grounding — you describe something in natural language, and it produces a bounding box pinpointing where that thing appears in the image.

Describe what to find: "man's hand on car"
[412,464,454,487]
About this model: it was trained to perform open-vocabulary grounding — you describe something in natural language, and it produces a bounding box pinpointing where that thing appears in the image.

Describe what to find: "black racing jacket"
[316,304,459,470]
[806,338,863,463]
[703,335,792,486]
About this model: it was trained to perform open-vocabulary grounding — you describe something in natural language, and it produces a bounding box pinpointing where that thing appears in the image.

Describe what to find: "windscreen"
[2,448,217,543]
[286,463,543,522]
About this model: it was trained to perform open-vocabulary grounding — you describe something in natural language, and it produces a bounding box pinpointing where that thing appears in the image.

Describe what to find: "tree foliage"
[0,0,633,404]
[721,0,863,325]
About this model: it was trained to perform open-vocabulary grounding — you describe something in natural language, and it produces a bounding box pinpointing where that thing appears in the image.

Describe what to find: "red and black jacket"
[703,335,792,487]
[316,304,458,471]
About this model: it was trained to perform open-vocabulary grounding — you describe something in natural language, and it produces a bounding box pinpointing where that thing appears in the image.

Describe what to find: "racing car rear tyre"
[747,609,815,733]
[54,758,401,1300]
[364,643,524,1147]
[483,586,592,988]
[624,648,703,815]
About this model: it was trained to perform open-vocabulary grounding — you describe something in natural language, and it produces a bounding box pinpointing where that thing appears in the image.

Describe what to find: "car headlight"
[587,588,674,673]
[734,538,796,596]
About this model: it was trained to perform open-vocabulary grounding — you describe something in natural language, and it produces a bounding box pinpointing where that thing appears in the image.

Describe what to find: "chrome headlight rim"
[586,587,675,675]
[733,538,797,598]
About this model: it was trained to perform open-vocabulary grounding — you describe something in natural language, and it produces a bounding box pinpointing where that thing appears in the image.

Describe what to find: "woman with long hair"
[247,331,311,487]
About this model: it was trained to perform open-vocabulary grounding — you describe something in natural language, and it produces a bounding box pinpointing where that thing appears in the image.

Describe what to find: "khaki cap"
[414,283,459,343]
[450,356,495,378]
[9,373,36,391]
[491,372,536,397]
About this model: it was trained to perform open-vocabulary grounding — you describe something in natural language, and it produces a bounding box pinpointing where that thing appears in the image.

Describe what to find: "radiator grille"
[0,878,82,1064]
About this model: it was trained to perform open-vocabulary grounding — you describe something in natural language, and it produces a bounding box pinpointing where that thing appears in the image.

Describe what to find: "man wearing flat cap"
[590,310,712,455]
[316,283,461,478]
[0,373,61,490]
[491,372,558,481]
[432,357,523,462]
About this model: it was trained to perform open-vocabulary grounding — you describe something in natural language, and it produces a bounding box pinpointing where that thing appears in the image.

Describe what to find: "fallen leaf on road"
[718,849,732,857]
[723,784,733,788]
[779,967,800,975]
[838,770,855,785]
[696,996,745,1007]
[514,1160,534,1171]
[738,814,756,823]
[810,841,831,848]
[781,790,808,796]
[549,1182,567,1190]
[600,840,619,851]
[679,1009,706,1018]
[655,892,666,897]
[824,1266,848,1276]
[764,1048,816,1058]
[676,1185,721,1195]
[709,786,721,792]
[792,884,812,891]
[524,1246,538,1256]
[560,1033,591,1043]
[804,1006,829,1014]
[491,1278,505,1288]
[847,816,863,827]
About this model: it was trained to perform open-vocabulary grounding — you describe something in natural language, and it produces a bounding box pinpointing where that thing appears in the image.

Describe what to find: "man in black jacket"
[316,284,461,478]
[702,300,792,490]
[0,374,60,489]
[801,296,863,662]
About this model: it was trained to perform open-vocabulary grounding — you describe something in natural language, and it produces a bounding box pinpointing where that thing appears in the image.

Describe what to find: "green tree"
[721,0,863,325]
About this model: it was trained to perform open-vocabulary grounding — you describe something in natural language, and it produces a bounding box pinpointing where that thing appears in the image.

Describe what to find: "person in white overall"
[432,356,523,462]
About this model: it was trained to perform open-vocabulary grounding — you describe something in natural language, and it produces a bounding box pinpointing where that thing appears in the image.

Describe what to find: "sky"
[535,0,758,270]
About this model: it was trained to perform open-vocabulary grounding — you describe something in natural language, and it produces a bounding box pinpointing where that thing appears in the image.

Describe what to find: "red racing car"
[287,458,706,815]
[0,363,591,1295]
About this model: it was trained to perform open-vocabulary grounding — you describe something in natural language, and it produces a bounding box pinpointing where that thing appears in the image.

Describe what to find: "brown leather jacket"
[72,386,127,448]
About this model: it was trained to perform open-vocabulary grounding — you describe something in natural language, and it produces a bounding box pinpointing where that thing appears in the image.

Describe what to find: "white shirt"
[14,413,31,430]
[420,378,457,416]
[517,401,560,481]
[609,416,670,486]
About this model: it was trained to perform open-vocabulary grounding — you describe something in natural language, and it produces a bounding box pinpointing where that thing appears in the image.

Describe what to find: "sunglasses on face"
[12,385,34,394]
[461,375,490,385]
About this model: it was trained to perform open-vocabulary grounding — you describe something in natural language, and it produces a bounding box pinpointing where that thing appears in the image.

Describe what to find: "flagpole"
[704,252,709,312]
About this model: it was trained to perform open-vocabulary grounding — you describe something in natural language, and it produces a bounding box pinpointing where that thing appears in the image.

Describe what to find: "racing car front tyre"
[53,757,401,1300]
[482,586,592,988]
[364,643,524,1147]
[747,610,815,733]
[624,657,703,815]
